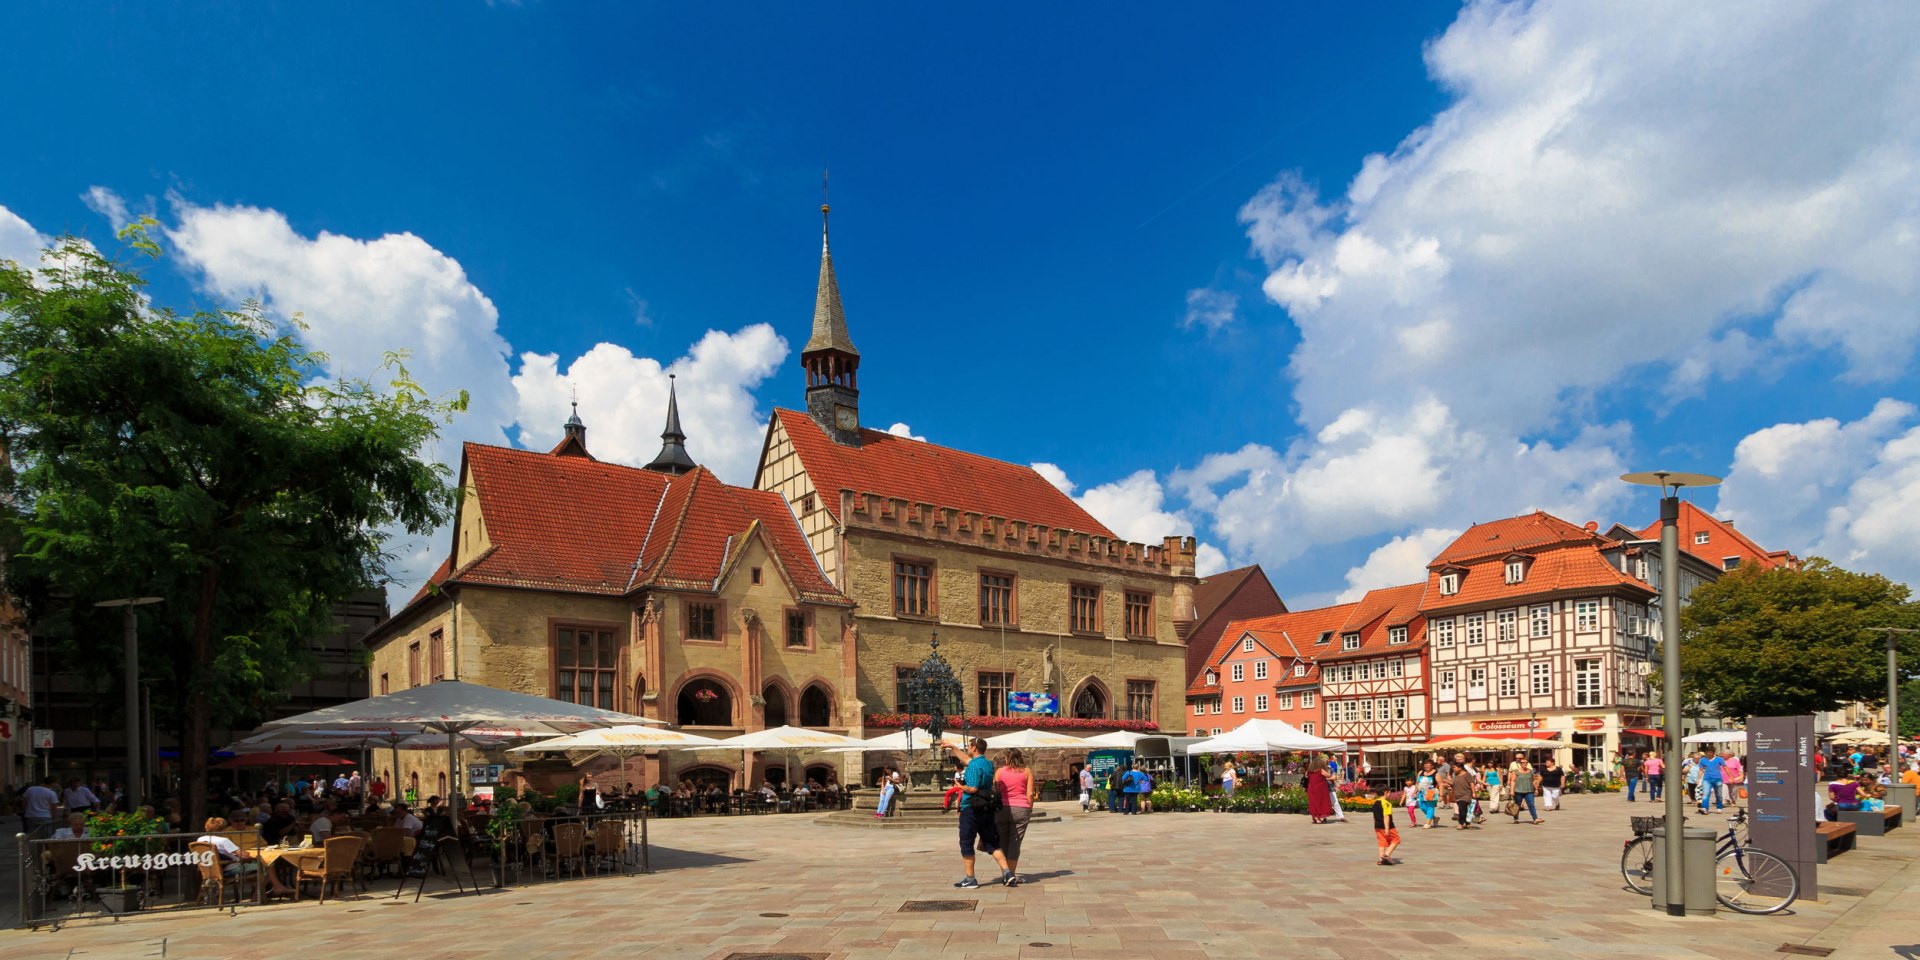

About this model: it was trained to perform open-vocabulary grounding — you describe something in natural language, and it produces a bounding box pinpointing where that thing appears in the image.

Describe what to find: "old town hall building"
[366,206,1196,793]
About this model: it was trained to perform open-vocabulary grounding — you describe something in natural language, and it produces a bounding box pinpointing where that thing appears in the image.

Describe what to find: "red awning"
[1624,728,1666,738]
[215,751,353,768]
[1430,732,1561,742]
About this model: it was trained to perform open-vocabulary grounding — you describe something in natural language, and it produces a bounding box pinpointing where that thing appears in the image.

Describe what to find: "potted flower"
[84,810,164,914]
[484,800,522,886]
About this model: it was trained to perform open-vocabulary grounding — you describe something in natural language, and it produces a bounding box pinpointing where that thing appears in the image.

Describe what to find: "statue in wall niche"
[640,600,661,625]
[740,607,760,627]
[1042,646,1057,691]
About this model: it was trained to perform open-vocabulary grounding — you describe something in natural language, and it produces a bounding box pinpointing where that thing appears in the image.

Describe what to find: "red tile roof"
[1184,565,1288,686]
[1637,500,1798,572]
[770,409,1116,538]
[1185,604,1354,696]
[1321,582,1428,660]
[1431,510,1601,567]
[449,443,843,604]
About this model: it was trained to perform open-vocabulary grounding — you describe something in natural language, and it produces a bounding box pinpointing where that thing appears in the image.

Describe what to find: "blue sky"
[5,1,1918,605]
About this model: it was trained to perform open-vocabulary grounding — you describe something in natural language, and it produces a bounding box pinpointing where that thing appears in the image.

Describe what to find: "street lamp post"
[96,597,163,811]
[1622,470,1720,917]
[1868,627,1915,812]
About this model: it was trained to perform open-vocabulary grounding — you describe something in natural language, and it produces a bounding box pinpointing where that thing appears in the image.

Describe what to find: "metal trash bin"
[1650,825,1717,916]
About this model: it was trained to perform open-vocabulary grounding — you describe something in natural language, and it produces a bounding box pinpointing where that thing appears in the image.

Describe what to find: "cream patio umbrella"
[699,725,869,792]
[1080,730,1149,749]
[225,725,528,799]
[1826,729,1892,745]
[1682,729,1749,745]
[983,728,1090,749]
[825,727,968,753]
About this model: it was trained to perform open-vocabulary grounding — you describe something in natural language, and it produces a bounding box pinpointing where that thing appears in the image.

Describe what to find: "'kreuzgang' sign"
[76,851,215,871]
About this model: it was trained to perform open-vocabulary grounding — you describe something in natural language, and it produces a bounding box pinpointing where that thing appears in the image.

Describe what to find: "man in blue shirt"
[1698,752,1727,812]
[948,737,1012,888]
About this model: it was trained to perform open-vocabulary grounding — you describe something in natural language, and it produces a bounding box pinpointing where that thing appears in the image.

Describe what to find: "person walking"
[1365,783,1401,866]
[1483,760,1504,809]
[1415,762,1440,828]
[1682,752,1703,804]
[1642,750,1664,802]
[1624,750,1644,802]
[1507,752,1542,824]
[1306,757,1336,824]
[950,738,1013,889]
[1450,763,1478,829]
[1539,758,1564,811]
[1698,750,1727,813]
[994,748,1035,886]
[1721,749,1744,805]
[1077,765,1095,813]
[62,778,99,815]
[1221,763,1238,797]
[21,775,59,834]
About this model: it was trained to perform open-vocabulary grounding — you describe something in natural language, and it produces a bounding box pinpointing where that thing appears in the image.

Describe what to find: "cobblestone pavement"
[2,796,1915,960]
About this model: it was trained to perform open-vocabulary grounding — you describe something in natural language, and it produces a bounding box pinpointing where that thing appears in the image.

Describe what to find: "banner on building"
[33,727,52,750]
[1470,719,1539,733]
[1573,717,1607,732]
[1006,691,1058,714]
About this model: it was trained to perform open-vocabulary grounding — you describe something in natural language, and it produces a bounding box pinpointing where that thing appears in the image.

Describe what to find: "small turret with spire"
[644,374,697,475]
[550,390,594,459]
[803,193,862,446]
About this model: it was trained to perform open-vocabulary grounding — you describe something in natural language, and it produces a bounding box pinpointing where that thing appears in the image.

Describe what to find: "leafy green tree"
[0,225,462,828]
[1678,559,1920,721]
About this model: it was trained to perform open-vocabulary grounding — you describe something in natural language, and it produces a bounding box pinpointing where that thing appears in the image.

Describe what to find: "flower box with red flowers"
[863,712,1159,732]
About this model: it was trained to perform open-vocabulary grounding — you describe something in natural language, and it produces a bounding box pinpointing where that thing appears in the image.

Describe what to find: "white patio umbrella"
[698,725,869,791]
[506,725,725,754]
[1825,729,1890,745]
[1681,729,1749,745]
[258,680,653,810]
[983,728,1088,749]
[225,725,528,796]
[1187,718,1347,787]
[825,727,967,753]
[1081,730,1148,749]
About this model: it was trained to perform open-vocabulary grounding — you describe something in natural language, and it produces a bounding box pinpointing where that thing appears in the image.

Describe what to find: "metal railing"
[481,809,649,889]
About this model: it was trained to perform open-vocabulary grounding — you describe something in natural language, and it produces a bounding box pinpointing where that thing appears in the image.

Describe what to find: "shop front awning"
[1623,728,1666,738]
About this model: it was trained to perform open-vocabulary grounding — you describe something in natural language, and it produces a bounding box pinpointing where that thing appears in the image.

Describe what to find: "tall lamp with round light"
[1621,470,1719,917]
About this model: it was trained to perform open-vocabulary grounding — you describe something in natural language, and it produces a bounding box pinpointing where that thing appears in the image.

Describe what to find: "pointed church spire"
[644,374,697,475]
[550,388,594,458]
[801,197,864,445]
[805,203,859,356]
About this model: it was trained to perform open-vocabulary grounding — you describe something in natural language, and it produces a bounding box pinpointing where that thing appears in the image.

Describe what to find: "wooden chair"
[190,841,244,908]
[551,823,587,879]
[295,835,366,903]
[45,840,89,901]
[590,820,624,873]
[368,827,407,877]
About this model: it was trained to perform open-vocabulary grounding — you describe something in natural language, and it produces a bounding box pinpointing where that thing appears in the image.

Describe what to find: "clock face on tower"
[834,405,858,431]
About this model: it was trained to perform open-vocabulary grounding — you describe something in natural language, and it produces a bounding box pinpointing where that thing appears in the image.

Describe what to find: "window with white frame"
[1392,696,1408,720]
[1437,670,1456,701]
[1255,694,1269,712]
[1531,660,1552,695]
[1498,664,1517,697]
[1505,559,1526,584]
[1360,699,1374,721]
[1388,625,1408,645]
[1212,727,1222,735]
[1433,618,1455,648]
[1232,696,1245,713]
[1530,604,1552,638]
[1242,636,1255,652]
[1210,699,1221,714]
[1278,692,1294,709]
[1301,722,1315,736]
[1389,658,1404,678]
[1635,557,1649,581]
[1575,599,1601,632]
[1205,671,1216,686]
[1231,663,1244,682]
[1293,663,1306,677]
[1301,691,1315,707]
[1440,572,1460,595]
[1468,667,1487,697]
[1465,613,1486,645]
[1496,609,1517,642]
[1193,701,1205,716]
[1575,657,1603,707]
[1254,660,1268,680]
[1355,662,1370,681]
[1694,531,1710,545]
[1317,631,1332,645]
[1339,664,1355,682]
[1342,633,1361,651]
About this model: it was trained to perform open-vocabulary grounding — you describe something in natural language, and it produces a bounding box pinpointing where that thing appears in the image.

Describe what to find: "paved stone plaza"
[3,796,1915,960]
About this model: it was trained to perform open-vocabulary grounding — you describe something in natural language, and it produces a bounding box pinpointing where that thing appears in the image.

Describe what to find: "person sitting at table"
[393,802,424,837]
[200,817,296,899]
[705,784,727,813]
[260,802,299,845]
[51,812,90,840]
[309,800,338,845]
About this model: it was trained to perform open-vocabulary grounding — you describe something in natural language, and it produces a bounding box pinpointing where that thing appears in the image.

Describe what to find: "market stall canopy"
[701,725,868,750]
[257,679,657,735]
[1080,731,1149,748]
[1681,729,1749,745]
[506,726,724,754]
[1358,741,1431,753]
[215,750,353,768]
[1187,718,1346,754]
[1825,729,1893,745]
[825,728,967,753]
[983,728,1089,749]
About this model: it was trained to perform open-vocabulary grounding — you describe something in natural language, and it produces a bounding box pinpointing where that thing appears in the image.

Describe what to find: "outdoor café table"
[255,845,327,901]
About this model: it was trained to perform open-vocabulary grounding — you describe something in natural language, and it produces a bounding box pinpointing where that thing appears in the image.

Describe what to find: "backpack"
[970,776,1001,813]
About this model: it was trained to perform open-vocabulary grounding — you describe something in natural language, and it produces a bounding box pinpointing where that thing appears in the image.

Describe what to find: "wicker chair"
[368,827,407,877]
[551,823,587,879]
[190,841,244,907]
[590,820,625,873]
[295,835,366,903]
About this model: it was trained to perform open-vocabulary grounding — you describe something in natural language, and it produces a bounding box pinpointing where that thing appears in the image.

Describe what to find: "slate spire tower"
[644,374,697,475]
[802,202,862,446]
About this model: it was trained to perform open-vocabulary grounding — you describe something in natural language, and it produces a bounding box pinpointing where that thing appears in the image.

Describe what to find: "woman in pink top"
[1642,752,1665,802]
[994,748,1035,887]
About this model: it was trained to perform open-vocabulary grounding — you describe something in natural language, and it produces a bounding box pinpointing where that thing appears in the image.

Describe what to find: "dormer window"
[1694,531,1710,545]
[1388,626,1408,645]
[1241,636,1255,653]
[1205,671,1216,686]
[1316,631,1332,645]
[1293,663,1306,677]
[1342,633,1361,651]
[1440,572,1460,595]
[1504,559,1526,584]
[1722,557,1741,571]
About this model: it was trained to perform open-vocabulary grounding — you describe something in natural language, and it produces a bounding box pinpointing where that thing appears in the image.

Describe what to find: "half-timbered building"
[1316,582,1430,747]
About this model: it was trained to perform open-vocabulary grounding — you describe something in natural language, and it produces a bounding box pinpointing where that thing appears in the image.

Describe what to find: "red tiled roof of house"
[771,408,1116,538]
[408,556,453,606]
[1431,510,1601,567]
[1185,604,1354,696]
[452,443,844,604]
[1419,540,1651,612]
[1321,582,1428,660]
[1183,565,1288,687]
[1637,500,1799,572]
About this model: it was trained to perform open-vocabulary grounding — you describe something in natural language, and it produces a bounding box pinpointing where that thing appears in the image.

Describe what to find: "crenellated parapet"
[838,489,1197,577]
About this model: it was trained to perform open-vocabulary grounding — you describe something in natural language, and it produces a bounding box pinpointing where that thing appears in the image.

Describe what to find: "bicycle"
[1620,809,1798,914]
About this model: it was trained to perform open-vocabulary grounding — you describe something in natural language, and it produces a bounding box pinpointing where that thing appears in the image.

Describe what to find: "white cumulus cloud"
[0,205,48,268]
[1181,288,1239,333]
[82,186,132,231]
[1335,527,1461,603]
[1031,464,1226,576]
[885,422,926,442]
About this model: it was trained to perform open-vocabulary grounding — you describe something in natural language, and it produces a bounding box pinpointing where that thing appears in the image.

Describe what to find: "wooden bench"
[1836,804,1902,837]
[1815,821,1857,863]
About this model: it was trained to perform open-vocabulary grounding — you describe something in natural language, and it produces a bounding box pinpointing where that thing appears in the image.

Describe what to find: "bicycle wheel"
[1620,837,1656,895]
[1715,846,1798,914]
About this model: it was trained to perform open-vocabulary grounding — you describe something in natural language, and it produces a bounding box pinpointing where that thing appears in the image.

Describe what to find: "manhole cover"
[759,912,789,917]
[721,954,829,960]
[1777,946,1833,957]
[899,899,976,913]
